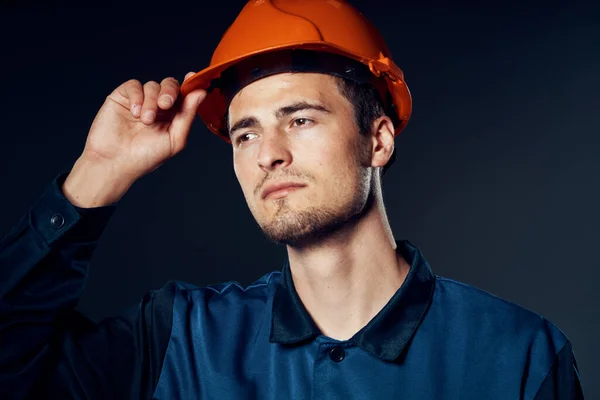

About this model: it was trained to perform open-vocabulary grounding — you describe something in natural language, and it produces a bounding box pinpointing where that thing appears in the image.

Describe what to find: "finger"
[157,77,179,111]
[184,71,196,81]
[121,79,144,118]
[169,89,207,154]
[140,81,161,125]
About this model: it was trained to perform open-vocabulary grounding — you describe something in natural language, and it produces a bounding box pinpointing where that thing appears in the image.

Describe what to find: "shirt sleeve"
[532,340,584,400]
[0,172,175,400]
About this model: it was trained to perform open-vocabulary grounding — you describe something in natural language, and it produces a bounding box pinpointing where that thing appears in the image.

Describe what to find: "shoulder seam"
[435,276,545,317]
[149,280,178,399]
[531,340,571,400]
[171,271,280,295]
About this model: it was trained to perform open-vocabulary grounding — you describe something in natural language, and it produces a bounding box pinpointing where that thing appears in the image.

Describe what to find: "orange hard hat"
[180,0,412,144]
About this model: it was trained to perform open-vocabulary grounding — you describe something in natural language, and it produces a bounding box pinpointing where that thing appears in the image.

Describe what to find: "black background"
[1,0,598,396]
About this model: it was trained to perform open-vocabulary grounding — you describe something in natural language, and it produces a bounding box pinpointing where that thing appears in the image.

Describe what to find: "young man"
[0,1,583,399]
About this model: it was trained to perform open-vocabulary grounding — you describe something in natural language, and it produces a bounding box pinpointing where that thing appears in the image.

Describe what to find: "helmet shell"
[180,0,412,143]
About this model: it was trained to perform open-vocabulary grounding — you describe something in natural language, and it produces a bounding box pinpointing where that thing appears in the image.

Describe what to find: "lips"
[261,182,306,200]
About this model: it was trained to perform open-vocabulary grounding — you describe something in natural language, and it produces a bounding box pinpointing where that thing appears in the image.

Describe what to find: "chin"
[258,203,363,248]
[253,181,374,247]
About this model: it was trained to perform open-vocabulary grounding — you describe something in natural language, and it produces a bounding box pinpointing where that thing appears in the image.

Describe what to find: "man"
[0,0,584,399]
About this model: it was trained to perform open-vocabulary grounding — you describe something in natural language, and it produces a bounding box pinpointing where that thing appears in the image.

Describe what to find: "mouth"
[264,185,305,200]
[262,183,307,200]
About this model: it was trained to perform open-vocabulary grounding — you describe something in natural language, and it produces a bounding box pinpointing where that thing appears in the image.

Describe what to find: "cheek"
[300,127,358,168]
[295,128,341,166]
[306,147,359,200]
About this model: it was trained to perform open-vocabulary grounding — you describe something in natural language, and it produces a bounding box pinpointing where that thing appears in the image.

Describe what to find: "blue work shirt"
[0,172,584,399]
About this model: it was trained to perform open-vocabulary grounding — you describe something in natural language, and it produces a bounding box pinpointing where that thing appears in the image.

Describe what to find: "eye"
[236,132,257,146]
[292,118,314,127]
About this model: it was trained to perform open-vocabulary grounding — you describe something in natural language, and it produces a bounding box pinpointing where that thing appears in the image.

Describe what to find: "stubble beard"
[258,154,374,248]
[259,189,373,249]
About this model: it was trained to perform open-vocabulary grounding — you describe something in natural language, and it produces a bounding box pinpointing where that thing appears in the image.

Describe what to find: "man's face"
[228,72,374,248]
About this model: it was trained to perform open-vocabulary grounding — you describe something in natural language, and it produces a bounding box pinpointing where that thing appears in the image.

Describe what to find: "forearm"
[0,172,116,396]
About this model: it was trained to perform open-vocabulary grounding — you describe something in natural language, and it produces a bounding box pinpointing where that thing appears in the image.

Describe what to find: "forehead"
[228,72,342,114]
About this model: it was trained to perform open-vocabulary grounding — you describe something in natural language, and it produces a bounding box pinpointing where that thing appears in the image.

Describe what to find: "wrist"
[62,156,134,208]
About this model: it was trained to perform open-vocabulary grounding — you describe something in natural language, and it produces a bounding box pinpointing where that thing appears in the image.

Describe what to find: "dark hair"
[334,77,397,178]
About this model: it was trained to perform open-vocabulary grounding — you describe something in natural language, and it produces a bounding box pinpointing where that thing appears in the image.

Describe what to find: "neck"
[286,191,410,341]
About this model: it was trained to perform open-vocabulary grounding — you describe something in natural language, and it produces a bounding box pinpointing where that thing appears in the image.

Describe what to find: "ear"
[370,115,395,168]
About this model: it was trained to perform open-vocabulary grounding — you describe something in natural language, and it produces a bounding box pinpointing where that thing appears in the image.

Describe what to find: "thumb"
[169,89,207,154]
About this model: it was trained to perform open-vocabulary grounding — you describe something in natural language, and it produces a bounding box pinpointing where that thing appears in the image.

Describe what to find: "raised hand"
[62,72,206,208]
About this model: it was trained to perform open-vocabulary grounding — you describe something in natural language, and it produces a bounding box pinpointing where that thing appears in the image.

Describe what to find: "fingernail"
[132,104,140,117]
[143,110,155,122]
[160,96,173,106]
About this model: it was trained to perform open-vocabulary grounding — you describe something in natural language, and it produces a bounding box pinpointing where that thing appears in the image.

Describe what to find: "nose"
[256,131,292,172]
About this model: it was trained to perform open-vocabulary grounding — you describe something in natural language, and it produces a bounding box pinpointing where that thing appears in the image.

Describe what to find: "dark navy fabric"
[0,172,584,399]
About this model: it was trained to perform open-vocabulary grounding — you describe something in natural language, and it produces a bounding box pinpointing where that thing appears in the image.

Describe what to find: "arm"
[0,172,174,399]
[532,340,584,400]
[1,71,205,398]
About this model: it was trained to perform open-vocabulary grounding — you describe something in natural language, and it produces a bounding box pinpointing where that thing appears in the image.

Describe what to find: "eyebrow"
[228,101,331,139]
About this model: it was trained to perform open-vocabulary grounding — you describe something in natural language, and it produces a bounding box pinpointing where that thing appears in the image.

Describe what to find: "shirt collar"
[269,239,436,362]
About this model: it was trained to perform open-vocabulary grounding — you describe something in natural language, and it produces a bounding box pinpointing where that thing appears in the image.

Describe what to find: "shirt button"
[329,347,346,363]
[50,214,65,229]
